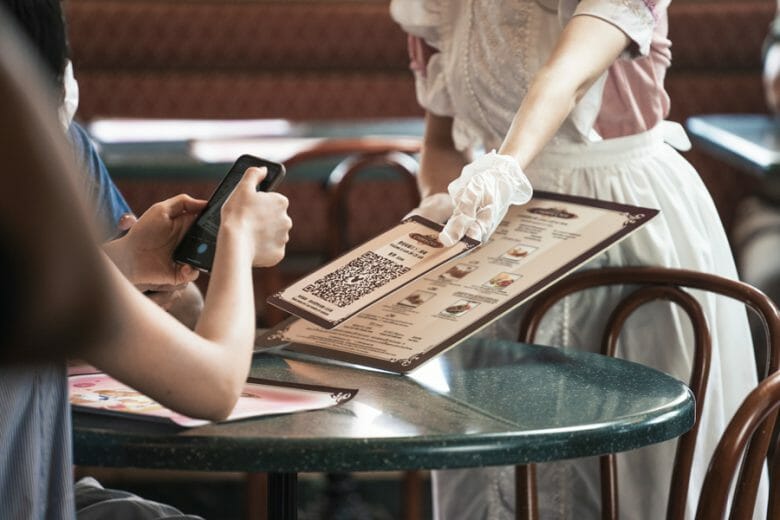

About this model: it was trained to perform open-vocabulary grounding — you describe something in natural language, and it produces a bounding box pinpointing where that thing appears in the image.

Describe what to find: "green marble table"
[72,338,694,519]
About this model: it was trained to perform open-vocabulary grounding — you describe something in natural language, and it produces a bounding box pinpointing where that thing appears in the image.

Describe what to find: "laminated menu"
[258,191,658,373]
[69,373,357,427]
[268,215,480,329]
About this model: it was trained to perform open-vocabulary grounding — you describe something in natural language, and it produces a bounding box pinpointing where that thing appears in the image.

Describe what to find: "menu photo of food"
[438,263,477,281]
[440,299,480,318]
[398,290,436,308]
[502,243,537,261]
[484,272,521,290]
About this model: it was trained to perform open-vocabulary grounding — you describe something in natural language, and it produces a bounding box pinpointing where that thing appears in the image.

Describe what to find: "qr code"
[303,251,410,308]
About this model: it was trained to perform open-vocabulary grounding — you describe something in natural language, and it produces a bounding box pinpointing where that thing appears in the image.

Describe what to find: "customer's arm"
[83,167,292,421]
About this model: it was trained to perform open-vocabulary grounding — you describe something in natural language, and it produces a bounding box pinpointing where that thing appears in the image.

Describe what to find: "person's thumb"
[238,166,268,192]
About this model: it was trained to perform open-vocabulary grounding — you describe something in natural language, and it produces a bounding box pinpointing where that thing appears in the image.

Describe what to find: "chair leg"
[245,472,268,520]
[600,455,618,520]
[515,464,538,520]
[402,470,424,520]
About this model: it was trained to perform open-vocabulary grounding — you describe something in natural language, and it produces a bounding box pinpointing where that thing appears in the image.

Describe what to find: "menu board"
[257,192,658,373]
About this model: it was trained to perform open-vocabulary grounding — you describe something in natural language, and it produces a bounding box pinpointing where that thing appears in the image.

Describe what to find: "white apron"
[432,125,766,520]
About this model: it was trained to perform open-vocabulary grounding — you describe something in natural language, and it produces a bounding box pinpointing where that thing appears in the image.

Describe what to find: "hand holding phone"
[173,155,286,271]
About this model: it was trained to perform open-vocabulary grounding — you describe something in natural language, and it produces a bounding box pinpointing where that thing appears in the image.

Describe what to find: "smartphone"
[173,154,285,272]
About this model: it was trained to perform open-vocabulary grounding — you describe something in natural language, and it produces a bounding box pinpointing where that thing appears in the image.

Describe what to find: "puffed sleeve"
[565,0,668,57]
[390,0,454,116]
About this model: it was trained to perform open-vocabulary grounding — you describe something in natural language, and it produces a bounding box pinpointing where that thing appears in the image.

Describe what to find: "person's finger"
[175,263,200,285]
[465,220,487,242]
[117,213,137,231]
[237,166,268,192]
[160,194,208,216]
[439,213,473,247]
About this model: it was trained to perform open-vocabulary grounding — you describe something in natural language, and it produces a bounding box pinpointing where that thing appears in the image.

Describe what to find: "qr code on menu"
[303,251,410,308]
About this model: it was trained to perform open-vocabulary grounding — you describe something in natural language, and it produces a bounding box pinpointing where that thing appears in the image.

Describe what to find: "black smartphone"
[173,154,285,272]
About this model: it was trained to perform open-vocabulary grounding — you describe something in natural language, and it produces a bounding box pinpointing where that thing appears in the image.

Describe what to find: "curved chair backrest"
[514,266,780,520]
[257,138,420,326]
[326,148,420,258]
[696,370,780,520]
[284,137,421,170]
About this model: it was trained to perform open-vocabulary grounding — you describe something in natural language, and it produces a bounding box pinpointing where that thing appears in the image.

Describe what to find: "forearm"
[418,112,471,197]
[85,170,287,421]
[101,235,132,280]
[499,15,630,168]
[194,225,256,370]
[499,67,580,168]
[84,246,255,421]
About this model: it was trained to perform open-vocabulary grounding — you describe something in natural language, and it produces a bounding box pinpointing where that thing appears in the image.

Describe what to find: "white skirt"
[432,124,767,520]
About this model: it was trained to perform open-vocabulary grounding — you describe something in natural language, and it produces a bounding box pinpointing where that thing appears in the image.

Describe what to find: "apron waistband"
[529,121,690,170]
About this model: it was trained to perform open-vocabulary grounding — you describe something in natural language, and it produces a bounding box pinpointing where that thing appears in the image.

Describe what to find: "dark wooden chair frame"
[513,266,780,520]
[249,137,423,520]
[696,370,780,520]
[326,149,420,259]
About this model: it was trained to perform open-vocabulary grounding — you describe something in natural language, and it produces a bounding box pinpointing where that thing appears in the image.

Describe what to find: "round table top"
[73,339,694,473]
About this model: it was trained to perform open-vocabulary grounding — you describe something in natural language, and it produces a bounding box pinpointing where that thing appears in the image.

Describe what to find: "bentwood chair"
[513,266,780,520]
[324,146,424,520]
[257,137,421,328]
[325,147,420,259]
[696,370,780,519]
[250,139,422,520]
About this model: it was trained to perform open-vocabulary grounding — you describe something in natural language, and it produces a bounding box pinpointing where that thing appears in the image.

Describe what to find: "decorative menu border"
[257,191,658,374]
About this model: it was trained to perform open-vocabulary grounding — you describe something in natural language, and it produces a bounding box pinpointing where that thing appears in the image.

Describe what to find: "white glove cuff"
[404,193,455,224]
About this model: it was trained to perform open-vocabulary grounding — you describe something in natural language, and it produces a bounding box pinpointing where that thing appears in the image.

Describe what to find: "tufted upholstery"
[65,0,420,120]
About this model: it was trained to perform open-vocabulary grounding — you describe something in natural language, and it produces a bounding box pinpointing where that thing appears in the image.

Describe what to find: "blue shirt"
[67,122,132,240]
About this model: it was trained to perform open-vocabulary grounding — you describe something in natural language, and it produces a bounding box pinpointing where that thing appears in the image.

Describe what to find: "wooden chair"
[325,147,420,259]
[324,145,424,520]
[514,266,780,520]
[249,138,423,520]
[696,370,780,520]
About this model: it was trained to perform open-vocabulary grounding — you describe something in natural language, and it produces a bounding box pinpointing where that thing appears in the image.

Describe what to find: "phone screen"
[173,154,285,271]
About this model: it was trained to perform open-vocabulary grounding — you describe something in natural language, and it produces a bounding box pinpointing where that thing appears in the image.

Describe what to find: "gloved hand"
[404,192,455,225]
[440,151,533,246]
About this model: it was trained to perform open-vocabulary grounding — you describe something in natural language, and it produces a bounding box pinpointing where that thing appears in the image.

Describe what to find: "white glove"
[440,151,533,246]
[404,192,455,225]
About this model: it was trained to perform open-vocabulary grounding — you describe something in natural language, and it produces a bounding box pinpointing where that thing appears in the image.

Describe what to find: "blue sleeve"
[67,122,133,241]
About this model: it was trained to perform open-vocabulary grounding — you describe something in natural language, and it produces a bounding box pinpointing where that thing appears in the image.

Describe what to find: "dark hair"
[0,0,69,95]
